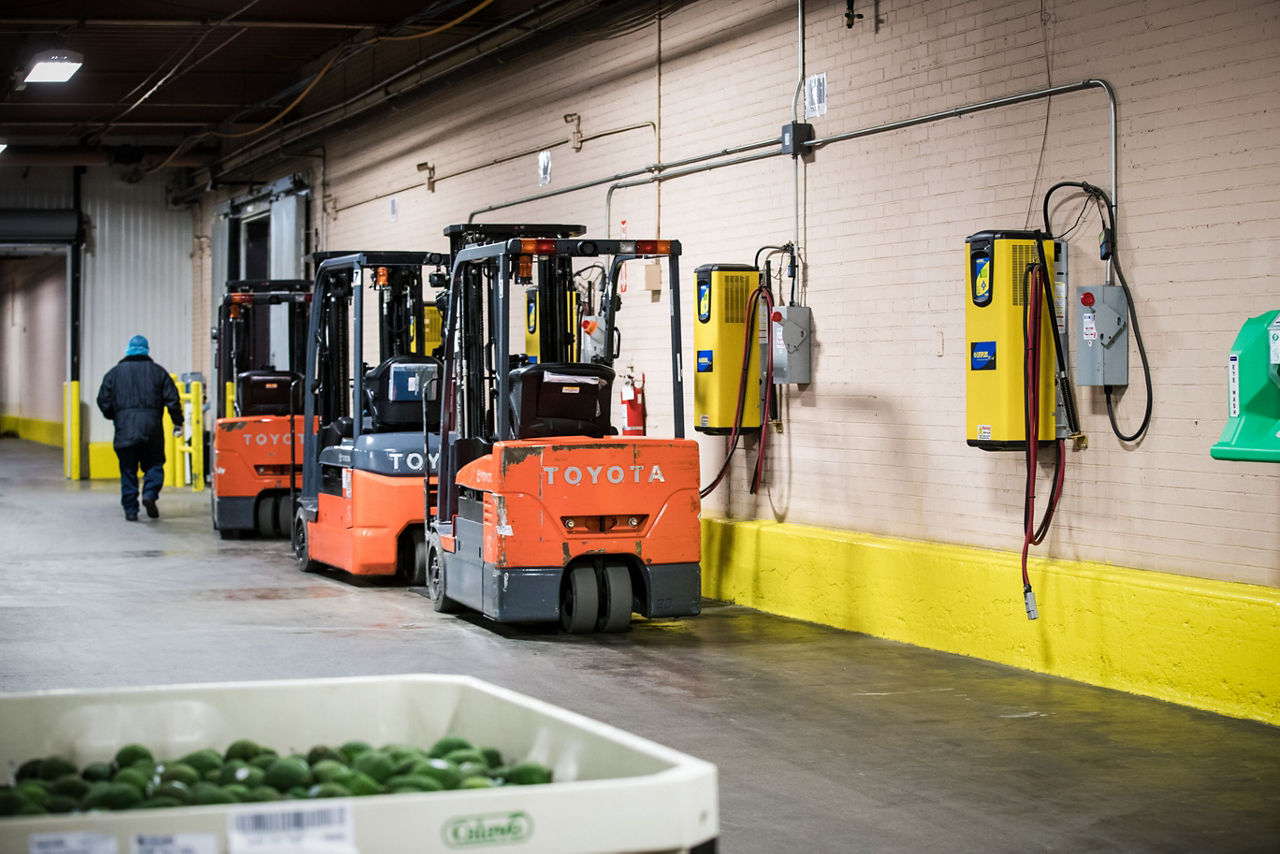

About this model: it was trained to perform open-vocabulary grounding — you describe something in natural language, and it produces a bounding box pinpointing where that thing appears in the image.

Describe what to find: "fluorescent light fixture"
[0,144,7,155]
[24,49,83,84]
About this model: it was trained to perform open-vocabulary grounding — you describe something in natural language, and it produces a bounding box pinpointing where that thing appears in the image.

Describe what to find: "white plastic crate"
[0,674,718,853]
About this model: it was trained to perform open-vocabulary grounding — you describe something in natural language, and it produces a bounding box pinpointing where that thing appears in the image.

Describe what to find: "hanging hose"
[1043,181,1153,443]
[1019,261,1068,621]
[751,287,776,494]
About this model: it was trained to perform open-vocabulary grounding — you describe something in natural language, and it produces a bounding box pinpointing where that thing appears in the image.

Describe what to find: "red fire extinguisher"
[622,373,645,436]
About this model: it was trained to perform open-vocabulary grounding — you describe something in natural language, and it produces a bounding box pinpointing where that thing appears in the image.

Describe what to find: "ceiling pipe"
[0,18,371,29]
[0,147,214,167]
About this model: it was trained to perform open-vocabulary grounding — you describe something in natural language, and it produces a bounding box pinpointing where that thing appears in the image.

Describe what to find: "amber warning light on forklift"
[375,266,389,287]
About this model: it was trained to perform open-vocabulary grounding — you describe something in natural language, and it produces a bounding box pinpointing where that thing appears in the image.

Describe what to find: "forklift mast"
[213,279,311,420]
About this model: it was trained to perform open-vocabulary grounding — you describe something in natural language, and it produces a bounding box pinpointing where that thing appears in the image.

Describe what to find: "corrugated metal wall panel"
[81,167,192,444]
[0,168,74,208]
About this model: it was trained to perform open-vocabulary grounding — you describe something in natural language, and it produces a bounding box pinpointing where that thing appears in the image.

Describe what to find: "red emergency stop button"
[1080,291,1095,307]
[771,310,783,323]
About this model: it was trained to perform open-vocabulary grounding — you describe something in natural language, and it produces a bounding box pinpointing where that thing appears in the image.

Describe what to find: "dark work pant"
[115,434,166,515]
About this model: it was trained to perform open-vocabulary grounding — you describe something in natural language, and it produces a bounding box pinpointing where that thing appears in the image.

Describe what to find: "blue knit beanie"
[125,335,149,357]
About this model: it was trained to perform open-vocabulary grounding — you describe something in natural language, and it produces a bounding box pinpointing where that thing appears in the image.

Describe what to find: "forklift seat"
[508,362,615,440]
[363,355,441,433]
[235,370,302,417]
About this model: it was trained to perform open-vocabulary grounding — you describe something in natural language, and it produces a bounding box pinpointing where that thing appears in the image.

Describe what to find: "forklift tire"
[274,495,292,539]
[402,528,426,586]
[255,498,275,538]
[426,533,459,613]
[293,510,319,573]
[560,566,599,634]
[596,562,633,633]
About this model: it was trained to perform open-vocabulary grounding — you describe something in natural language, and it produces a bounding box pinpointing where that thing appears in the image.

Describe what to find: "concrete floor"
[1,437,1278,852]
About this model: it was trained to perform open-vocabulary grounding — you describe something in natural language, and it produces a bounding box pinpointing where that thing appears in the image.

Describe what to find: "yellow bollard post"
[190,380,204,492]
[162,405,177,487]
[63,381,81,480]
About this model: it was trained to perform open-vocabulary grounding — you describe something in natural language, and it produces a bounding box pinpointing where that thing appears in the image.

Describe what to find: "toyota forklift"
[210,278,311,538]
[292,251,449,582]
[424,226,702,633]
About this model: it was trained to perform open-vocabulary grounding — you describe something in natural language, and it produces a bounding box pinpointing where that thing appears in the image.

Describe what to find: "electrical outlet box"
[770,305,812,384]
[780,123,814,156]
[1075,285,1129,386]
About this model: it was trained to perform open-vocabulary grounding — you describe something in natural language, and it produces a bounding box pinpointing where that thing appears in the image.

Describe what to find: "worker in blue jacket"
[96,335,184,521]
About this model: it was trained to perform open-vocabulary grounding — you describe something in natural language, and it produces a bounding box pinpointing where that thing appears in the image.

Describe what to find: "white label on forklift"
[342,467,352,499]
[29,833,118,854]
[131,834,217,854]
[1228,355,1240,418]
[1269,318,1280,364]
[228,802,355,854]
[977,425,992,441]
[1082,312,1098,341]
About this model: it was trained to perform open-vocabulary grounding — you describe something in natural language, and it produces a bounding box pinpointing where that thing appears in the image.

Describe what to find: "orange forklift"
[210,279,311,538]
[292,251,449,582]
[425,226,702,632]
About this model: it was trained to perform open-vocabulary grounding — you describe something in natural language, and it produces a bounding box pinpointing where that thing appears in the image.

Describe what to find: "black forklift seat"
[508,362,616,440]
[235,370,302,417]
[363,355,441,433]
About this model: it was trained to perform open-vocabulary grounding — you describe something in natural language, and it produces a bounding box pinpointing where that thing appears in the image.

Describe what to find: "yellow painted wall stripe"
[702,516,1280,726]
[0,415,63,448]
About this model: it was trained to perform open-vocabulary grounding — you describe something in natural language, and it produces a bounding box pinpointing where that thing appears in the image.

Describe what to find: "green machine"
[1211,310,1280,462]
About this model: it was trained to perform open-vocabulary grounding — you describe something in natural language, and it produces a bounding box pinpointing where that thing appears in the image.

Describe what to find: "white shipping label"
[228,801,356,854]
[804,72,827,119]
[1228,354,1240,418]
[131,835,217,854]
[29,833,118,854]
[1082,312,1098,341]
[1270,318,1280,364]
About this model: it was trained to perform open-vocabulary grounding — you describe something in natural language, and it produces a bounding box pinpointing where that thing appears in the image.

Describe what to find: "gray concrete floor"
[1,437,1278,852]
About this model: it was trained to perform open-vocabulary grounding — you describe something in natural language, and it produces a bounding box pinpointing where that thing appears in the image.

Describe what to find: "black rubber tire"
[293,509,319,572]
[560,565,600,634]
[255,498,275,538]
[403,527,426,586]
[426,533,459,613]
[596,562,633,633]
[274,494,292,539]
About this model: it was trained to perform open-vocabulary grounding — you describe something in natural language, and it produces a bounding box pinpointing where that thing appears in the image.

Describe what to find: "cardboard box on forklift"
[0,674,718,853]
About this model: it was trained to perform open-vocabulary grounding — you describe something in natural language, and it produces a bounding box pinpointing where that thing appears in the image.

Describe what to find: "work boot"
[125,512,138,521]
[142,497,159,519]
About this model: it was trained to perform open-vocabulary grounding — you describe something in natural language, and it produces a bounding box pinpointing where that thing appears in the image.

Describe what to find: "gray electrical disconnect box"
[1075,285,1129,386]
[770,305,812,383]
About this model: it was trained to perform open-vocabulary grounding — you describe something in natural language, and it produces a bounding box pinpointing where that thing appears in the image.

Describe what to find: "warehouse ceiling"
[0,0,680,181]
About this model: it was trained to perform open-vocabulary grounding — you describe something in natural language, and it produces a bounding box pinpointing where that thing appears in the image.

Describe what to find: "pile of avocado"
[1,735,553,817]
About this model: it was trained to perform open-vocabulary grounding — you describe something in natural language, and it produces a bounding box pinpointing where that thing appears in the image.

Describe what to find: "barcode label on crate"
[228,801,356,853]
[131,834,217,854]
[28,833,118,854]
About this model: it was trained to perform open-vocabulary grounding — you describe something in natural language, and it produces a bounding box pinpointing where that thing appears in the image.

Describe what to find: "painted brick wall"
[212,0,1280,589]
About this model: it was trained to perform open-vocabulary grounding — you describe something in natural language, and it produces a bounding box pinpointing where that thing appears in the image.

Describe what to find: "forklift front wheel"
[427,532,459,613]
[293,510,319,573]
[560,565,600,634]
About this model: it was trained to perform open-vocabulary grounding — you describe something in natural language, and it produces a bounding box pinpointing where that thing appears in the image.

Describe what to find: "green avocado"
[81,762,113,782]
[458,776,496,789]
[385,774,445,793]
[153,780,192,803]
[217,760,248,785]
[250,751,279,770]
[506,761,552,785]
[352,751,395,784]
[114,744,154,768]
[45,794,80,813]
[163,763,202,787]
[136,795,183,809]
[179,749,223,776]
[244,785,283,803]
[224,739,262,762]
[38,756,79,781]
[306,745,347,767]
[112,767,150,794]
[308,782,353,799]
[338,741,372,763]
[480,747,504,769]
[427,736,473,759]
[190,782,236,805]
[50,775,91,800]
[311,759,348,783]
[409,758,462,790]
[263,757,313,791]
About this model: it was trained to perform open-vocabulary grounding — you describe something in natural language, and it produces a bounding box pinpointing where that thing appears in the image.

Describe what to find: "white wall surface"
[200,0,1280,588]
[81,168,194,444]
[0,254,67,422]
